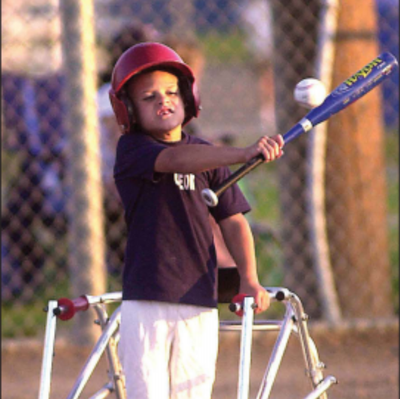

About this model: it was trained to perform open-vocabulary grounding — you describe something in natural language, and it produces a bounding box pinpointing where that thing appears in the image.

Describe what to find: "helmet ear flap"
[179,76,201,126]
[109,90,135,133]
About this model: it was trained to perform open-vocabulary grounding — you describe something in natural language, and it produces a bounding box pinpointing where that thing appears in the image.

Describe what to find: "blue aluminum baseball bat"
[202,52,398,207]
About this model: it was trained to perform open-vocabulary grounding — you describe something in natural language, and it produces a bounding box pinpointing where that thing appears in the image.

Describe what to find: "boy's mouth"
[158,107,173,117]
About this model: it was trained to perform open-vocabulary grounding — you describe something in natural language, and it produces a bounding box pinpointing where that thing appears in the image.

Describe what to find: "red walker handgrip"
[55,296,89,321]
[229,293,255,317]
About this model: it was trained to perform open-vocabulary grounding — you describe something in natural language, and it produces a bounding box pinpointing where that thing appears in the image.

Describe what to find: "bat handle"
[201,122,310,207]
[201,154,265,207]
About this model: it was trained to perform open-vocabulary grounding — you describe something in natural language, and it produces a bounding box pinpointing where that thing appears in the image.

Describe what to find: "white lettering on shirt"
[174,173,195,191]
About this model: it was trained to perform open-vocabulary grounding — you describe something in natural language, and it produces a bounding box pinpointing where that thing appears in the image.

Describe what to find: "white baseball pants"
[119,300,219,399]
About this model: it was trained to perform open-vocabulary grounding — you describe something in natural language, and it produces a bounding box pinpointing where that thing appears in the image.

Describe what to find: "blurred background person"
[2,73,68,301]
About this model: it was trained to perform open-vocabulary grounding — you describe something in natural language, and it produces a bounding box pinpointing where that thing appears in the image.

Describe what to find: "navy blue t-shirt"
[114,131,251,308]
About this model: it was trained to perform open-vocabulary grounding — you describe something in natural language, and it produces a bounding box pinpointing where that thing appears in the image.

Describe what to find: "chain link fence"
[2,0,398,338]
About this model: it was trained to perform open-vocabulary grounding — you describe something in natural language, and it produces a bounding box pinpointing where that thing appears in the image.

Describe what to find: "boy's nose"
[158,94,170,105]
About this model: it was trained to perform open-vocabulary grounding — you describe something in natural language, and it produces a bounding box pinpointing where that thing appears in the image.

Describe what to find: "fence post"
[307,0,342,324]
[59,0,106,345]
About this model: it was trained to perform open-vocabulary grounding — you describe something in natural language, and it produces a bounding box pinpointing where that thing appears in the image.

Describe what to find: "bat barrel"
[306,51,398,127]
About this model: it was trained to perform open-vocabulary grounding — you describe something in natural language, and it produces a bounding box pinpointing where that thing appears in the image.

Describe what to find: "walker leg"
[237,297,255,399]
[256,306,295,399]
[38,300,59,399]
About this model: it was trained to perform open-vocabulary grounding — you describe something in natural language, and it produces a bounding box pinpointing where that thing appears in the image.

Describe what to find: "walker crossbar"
[38,287,337,399]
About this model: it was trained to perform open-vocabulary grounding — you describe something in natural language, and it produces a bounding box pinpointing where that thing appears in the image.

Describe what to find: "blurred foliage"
[385,132,399,313]
[198,31,250,62]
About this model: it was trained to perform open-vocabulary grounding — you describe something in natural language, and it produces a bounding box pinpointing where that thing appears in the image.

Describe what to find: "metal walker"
[38,287,337,399]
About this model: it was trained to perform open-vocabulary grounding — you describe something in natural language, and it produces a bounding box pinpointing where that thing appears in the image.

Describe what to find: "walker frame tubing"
[221,287,337,399]
[38,288,337,399]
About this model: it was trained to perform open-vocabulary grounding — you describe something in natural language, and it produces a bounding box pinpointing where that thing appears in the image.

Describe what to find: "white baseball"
[294,78,326,109]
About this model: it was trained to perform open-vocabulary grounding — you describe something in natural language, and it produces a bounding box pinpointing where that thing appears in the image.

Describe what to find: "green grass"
[247,165,281,225]
[2,302,49,338]
[2,276,71,338]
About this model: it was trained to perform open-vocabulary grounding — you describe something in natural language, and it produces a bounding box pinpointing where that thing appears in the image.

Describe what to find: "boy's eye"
[141,90,179,101]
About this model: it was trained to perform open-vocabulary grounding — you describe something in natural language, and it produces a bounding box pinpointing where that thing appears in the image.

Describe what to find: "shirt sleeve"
[114,133,167,182]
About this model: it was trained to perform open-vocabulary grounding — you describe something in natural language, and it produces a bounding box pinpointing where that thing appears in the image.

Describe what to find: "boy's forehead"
[128,70,178,91]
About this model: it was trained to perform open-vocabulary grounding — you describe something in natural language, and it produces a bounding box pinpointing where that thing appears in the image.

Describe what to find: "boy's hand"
[244,134,284,163]
[239,280,271,314]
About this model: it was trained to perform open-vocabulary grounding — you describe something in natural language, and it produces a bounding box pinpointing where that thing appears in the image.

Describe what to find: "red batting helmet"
[109,42,201,133]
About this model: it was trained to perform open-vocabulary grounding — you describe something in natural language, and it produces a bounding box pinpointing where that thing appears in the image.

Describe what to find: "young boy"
[109,42,284,399]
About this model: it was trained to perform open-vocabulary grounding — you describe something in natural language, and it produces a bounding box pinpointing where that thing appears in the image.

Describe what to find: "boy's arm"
[218,213,270,313]
[154,135,284,174]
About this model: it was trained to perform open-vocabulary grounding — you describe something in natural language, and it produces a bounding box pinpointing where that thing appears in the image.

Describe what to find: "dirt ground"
[3,322,398,399]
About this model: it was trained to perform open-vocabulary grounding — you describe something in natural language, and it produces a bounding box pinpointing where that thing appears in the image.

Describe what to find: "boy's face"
[127,70,185,140]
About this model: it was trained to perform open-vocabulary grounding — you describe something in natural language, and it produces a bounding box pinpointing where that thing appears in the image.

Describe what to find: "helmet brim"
[113,60,194,94]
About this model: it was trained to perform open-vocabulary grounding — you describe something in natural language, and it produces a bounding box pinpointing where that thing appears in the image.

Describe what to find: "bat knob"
[201,188,219,207]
